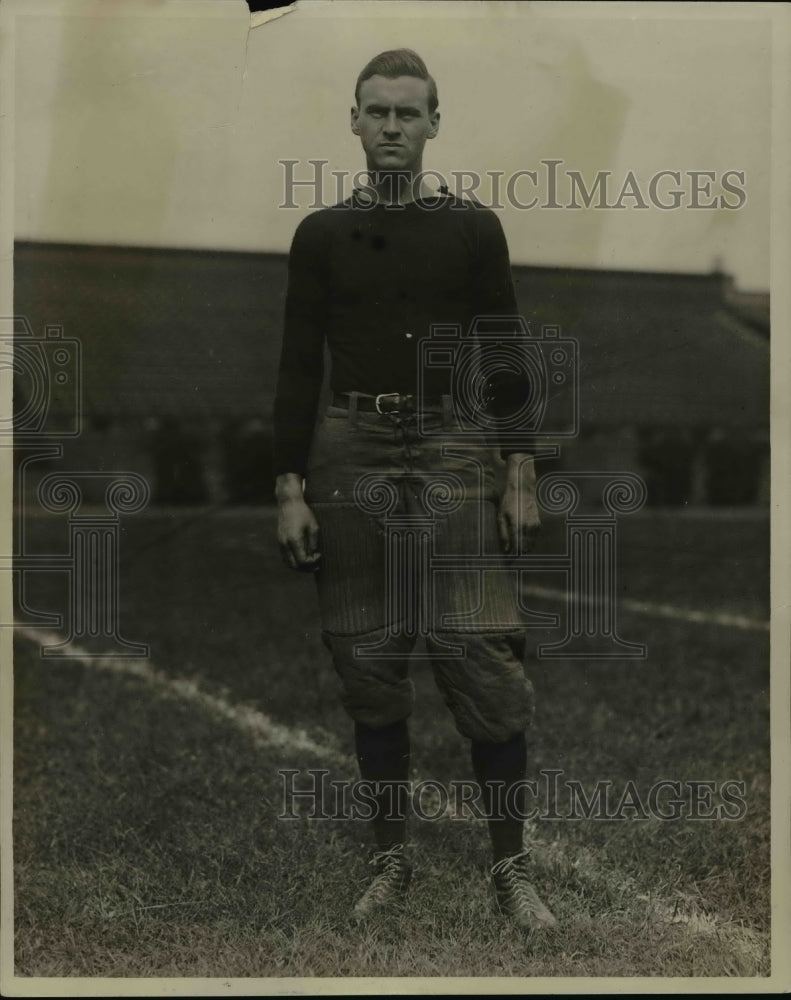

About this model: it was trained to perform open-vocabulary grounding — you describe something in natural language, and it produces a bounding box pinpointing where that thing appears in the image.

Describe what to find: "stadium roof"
[514,265,769,428]
[13,241,768,430]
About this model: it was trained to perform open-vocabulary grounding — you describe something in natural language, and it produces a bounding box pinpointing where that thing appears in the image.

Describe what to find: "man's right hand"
[275,473,321,572]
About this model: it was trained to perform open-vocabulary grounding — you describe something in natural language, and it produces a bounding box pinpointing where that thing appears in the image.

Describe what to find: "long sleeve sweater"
[273,191,533,478]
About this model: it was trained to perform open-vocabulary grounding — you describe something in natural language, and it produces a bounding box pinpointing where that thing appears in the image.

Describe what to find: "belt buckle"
[375,392,403,415]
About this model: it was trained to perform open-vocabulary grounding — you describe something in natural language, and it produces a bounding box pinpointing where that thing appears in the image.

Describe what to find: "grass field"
[12,506,771,981]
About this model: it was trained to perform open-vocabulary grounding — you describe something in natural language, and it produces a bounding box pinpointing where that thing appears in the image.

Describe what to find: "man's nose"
[383,112,401,135]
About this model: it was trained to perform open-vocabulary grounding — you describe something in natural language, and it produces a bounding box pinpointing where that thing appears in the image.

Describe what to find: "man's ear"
[350,105,360,135]
[428,110,440,140]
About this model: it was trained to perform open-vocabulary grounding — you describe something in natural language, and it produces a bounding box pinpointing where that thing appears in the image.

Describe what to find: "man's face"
[351,75,439,175]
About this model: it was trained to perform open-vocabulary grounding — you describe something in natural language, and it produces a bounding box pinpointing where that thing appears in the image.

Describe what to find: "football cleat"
[491,851,557,931]
[352,843,412,921]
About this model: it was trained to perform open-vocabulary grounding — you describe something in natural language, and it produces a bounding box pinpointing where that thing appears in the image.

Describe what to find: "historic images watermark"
[344,314,648,662]
[279,159,748,211]
[2,315,149,657]
[278,768,748,823]
[350,466,647,661]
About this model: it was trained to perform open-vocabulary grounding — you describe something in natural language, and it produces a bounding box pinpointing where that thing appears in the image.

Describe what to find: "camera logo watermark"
[418,318,578,443]
[346,315,646,660]
[2,315,149,657]
[2,317,81,439]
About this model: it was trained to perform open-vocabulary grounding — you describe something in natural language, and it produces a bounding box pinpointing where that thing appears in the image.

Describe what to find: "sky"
[11,0,774,290]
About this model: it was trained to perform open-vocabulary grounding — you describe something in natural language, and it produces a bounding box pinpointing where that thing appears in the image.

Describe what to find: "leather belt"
[332,391,445,414]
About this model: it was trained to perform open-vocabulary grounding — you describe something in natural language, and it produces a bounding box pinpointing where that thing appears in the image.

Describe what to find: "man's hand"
[276,473,321,572]
[497,454,541,556]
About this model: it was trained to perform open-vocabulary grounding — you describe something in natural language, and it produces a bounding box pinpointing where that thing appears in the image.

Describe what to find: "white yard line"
[16,574,768,779]
[14,624,769,968]
[521,585,769,632]
[14,625,352,768]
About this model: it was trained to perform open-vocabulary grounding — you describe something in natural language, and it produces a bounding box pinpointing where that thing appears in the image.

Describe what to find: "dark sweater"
[273,192,532,478]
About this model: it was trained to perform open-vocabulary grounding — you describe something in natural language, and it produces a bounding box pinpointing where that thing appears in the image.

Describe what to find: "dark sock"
[470,732,528,862]
[354,719,410,852]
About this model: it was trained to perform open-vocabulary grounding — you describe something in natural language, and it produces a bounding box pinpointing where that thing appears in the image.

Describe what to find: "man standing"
[273,49,556,931]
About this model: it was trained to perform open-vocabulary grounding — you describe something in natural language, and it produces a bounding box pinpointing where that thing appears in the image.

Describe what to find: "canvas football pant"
[303,400,534,744]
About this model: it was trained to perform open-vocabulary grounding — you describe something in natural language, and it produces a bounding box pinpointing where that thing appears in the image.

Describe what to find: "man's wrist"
[275,472,305,503]
[504,453,537,487]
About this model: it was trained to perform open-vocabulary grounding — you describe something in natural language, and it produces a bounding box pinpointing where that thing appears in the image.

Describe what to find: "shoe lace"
[491,851,544,918]
[363,844,405,903]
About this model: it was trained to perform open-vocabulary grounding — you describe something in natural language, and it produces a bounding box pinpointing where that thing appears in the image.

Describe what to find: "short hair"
[354,48,439,113]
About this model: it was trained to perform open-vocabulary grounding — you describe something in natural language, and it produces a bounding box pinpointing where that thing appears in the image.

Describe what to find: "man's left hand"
[497,453,541,555]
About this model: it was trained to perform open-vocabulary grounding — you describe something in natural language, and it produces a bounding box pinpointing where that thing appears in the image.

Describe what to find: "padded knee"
[427,631,534,743]
[322,627,416,729]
